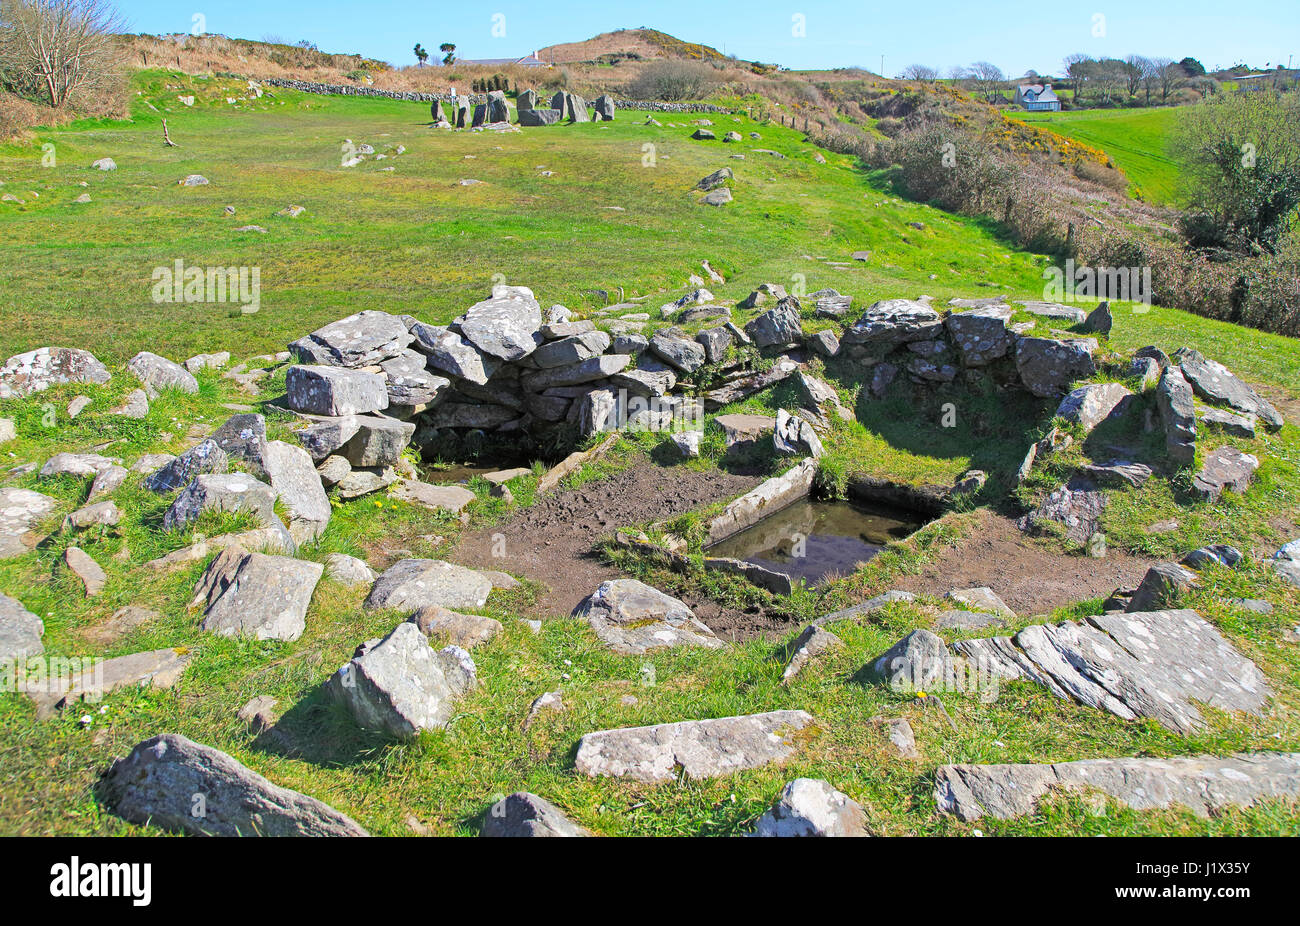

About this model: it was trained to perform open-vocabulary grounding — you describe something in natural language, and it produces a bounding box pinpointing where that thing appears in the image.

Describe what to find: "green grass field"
[2,73,1298,837]
[1014,106,1182,204]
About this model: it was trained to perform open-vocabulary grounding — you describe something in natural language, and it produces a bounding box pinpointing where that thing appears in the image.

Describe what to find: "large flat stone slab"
[573,578,722,655]
[951,609,1267,734]
[455,288,543,362]
[29,647,191,718]
[706,459,817,544]
[289,310,413,368]
[100,733,368,836]
[935,752,1300,821]
[573,710,815,782]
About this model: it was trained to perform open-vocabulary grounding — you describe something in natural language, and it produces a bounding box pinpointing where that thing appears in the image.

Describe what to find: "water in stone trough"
[707,498,927,586]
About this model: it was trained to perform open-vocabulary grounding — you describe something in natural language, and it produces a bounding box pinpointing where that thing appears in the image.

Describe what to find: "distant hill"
[533,28,732,65]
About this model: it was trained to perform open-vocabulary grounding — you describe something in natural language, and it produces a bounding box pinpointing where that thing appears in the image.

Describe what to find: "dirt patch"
[454,459,761,618]
[891,508,1160,616]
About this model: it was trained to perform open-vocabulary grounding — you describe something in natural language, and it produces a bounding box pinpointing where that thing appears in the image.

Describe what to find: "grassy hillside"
[1012,107,1182,204]
[1,75,1298,837]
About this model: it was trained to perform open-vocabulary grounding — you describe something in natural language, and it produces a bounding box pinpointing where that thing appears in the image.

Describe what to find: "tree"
[898,63,938,82]
[967,60,1005,102]
[1122,55,1150,98]
[439,42,456,66]
[1179,56,1206,77]
[1152,56,1179,103]
[413,43,428,67]
[1063,53,1093,100]
[1170,92,1300,253]
[0,0,123,108]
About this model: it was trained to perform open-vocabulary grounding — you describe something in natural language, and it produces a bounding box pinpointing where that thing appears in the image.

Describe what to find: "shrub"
[625,60,720,101]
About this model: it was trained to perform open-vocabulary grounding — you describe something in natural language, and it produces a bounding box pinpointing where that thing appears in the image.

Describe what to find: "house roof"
[1017,83,1059,102]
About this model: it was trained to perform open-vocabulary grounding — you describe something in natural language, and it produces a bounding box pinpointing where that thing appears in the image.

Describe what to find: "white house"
[1013,83,1061,111]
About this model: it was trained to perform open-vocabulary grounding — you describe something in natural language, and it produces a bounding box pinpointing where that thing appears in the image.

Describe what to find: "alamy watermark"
[1043,258,1151,307]
[151,259,261,313]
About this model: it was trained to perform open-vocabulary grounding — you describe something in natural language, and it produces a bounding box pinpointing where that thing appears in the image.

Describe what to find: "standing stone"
[209,413,269,476]
[1156,366,1197,465]
[1082,301,1113,335]
[100,734,368,836]
[482,792,589,837]
[593,94,615,121]
[752,778,869,837]
[471,103,487,127]
[327,622,476,738]
[193,547,323,641]
[365,559,492,611]
[575,711,815,782]
[431,99,445,122]
[779,624,843,682]
[517,89,537,112]
[262,441,330,543]
[486,90,509,122]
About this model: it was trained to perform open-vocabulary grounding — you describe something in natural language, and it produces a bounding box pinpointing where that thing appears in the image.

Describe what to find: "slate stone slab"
[289,310,413,368]
[455,290,543,361]
[193,547,323,641]
[744,299,804,349]
[209,413,269,476]
[843,299,943,348]
[1055,382,1132,433]
[1018,476,1107,544]
[1157,366,1197,465]
[100,733,368,836]
[341,415,415,467]
[29,647,191,717]
[573,578,722,655]
[410,323,501,386]
[946,306,1014,366]
[574,710,816,782]
[950,609,1268,734]
[327,622,476,738]
[481,792,589,837]
[1192,447,1259,502]
[935,752,1300,821]
[1176,348,1284,430]
[379,350,451,407]
[262,440,330,542]
[144,440,229,494]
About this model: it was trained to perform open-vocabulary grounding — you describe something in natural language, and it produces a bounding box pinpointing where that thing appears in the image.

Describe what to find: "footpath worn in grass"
[1013,107,1181,204]
[2,78,1299,837]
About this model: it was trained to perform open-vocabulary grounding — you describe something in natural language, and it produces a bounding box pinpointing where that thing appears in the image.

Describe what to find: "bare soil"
[891,508,1161,616]
[454,460,760,618]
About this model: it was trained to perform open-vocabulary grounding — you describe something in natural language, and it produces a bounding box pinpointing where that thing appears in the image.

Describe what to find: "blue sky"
[118,1,1300,76]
